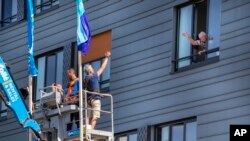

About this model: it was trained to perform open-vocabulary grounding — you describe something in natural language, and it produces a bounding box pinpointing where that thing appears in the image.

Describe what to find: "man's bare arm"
[97,51,111,76]
[183,32,198,46]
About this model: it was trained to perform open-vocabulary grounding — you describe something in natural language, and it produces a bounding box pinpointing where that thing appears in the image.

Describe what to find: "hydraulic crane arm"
[0,57,42,139]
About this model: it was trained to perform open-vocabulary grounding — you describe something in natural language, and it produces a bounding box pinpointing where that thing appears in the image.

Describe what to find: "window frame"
[172,0,220,73]
[0,99,7,121]
[0,0,26,29]
[155,118,197,141]
[33,0,59,16]
[115,130,138,141]
[34,48,63,102]
[83,57,111,93]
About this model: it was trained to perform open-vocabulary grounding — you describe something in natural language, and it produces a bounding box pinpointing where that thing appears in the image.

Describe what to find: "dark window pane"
[2,0,12,26]
[34,0,59,14]
[56,51,63,84]
[91,60,101,72]
[193,0,207,62]
[0,101,7,117]
[11,0,17,22]
[2,0,12,19]
[186,121,197,141]
[177,5,193,68]
[161,126,170,141]
[36,56,46,100]
[42,0,51,11]
[34,0,41,14]
[101,59,110,81]
[100,82,109,93]
[91,60,101,81]
[52,0,59,6]
[194,1,207,36]
[172,125,184,141]
[45,55,56,86]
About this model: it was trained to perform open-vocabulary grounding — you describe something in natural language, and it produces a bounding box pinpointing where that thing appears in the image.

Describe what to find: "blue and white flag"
[76,0,91,55]
[27,0,38,76]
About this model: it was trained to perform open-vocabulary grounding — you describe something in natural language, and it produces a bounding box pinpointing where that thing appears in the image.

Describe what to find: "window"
[35,50,63,101]
[80,30,112,93]
[0,0,24,27]
[83,58,110,93]
[156,119,197,141]
[115,131,137,141]
[34,0,59,15]
[0,99,7,120]
[174,0,221,71]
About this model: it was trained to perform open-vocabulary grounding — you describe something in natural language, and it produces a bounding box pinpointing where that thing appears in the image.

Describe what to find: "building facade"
[0,0,250,141]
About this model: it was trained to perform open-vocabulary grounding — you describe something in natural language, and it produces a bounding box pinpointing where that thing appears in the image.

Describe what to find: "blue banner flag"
[27,0,38,76]
[76,0,91,55]
[0,57,41,134]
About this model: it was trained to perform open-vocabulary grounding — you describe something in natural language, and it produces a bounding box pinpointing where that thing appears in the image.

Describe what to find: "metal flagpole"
[28,76,33,141]
[78,51,84,141]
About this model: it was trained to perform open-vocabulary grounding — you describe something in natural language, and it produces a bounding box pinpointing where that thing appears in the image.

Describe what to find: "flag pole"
[78,51,84,141]
[27,0,38,140]
[76,0,91,139]
[28,75,33,141]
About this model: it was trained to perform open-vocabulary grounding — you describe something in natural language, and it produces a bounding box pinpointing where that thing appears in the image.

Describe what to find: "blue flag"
[76,0,91,55]
[27,0,38,76]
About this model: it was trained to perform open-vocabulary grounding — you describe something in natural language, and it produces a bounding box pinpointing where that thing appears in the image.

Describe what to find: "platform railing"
[83,89,114,140]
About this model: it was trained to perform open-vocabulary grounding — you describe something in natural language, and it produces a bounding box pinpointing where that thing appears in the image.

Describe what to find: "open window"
[173,0,221,71]
[0,0,25,28]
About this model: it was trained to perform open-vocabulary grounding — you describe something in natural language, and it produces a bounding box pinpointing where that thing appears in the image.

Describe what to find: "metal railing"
[34,86,114,140]
[83,90,114,140]
[0,15,18,27]
[172,47,219,63]
[38,86,63,115]
[34,0,59,14]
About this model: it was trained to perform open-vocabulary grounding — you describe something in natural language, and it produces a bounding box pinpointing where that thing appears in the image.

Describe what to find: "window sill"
[34,5,59,17]
[171,56,220,74]
[0,19,26,31]
[0,116,7,122]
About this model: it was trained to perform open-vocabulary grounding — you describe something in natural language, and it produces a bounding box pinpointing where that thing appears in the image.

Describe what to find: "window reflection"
[157,120,197,141]
[178,5,193,68]
[35,51,63,101]
[186,122,197,141]
[116,133,137,141]
[172,125,184,141]
[129,133,137,141]
[161,126,170,141]
[208,0,221,58]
